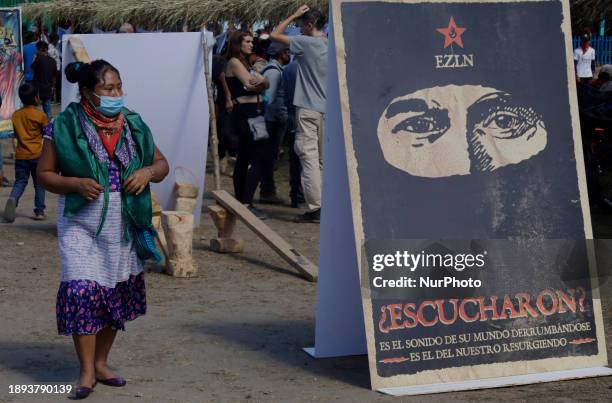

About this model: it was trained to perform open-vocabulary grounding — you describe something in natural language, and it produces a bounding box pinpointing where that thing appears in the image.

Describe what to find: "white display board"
[304,13,367,359]
[61,32,210,225]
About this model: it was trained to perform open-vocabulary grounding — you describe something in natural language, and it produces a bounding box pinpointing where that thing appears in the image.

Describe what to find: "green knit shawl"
[53,102,154,236]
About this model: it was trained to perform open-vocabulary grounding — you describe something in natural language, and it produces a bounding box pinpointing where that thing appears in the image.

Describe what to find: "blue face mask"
[94,94,124,117]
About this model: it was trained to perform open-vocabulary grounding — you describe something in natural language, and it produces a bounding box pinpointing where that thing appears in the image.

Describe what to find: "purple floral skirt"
[56,273,146,335]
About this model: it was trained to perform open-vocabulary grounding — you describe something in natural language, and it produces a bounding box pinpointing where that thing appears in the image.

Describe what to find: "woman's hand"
[249,74,264,86]
[76,178,104,201]
[225,98,234,113]
[123,168,153,195]
[248,74,268,92]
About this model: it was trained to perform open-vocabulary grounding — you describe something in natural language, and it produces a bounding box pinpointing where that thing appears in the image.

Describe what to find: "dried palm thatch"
[22,0,329,31]
[20,0,612,32]
[571,0,612,30]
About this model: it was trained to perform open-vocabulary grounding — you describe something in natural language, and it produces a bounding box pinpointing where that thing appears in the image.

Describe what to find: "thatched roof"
[21,0,329,31]
[20,0,612,32]
[572,0,612,30]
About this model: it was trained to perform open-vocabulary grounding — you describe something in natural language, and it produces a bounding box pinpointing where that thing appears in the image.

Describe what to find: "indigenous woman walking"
[37,60,169,399]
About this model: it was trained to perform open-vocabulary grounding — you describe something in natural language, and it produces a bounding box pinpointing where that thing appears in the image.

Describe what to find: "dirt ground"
[0,133,611,403]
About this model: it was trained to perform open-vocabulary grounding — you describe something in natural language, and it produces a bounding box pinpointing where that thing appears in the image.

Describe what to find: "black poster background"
[339,1,600,377]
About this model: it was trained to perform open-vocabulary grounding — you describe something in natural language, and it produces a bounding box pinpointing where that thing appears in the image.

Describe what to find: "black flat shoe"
[96,377,126,387]
[74,385,94,399]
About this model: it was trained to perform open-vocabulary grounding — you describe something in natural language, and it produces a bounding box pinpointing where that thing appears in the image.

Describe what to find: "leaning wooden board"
[212,190,318,282]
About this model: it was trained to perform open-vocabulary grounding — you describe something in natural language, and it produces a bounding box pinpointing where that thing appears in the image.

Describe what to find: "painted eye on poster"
[377,85,548,178]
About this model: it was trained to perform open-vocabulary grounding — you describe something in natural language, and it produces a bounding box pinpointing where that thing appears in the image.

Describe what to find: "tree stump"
[208,204,244,253]
[161,211,197,277]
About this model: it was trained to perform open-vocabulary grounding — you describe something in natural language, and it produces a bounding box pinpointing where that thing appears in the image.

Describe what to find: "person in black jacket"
[31,41,56,120]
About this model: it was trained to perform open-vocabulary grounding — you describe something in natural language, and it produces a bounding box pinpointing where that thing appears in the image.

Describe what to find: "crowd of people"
[212,5,327,223]
[0,6,327,223]
[2,5,329,225]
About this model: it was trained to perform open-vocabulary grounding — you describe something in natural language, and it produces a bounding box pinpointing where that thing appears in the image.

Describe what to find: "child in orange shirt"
[3,83,48,222]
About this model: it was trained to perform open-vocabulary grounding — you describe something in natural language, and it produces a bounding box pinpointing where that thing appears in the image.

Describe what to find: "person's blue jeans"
[10,159,45,215]
[41,99,52,120]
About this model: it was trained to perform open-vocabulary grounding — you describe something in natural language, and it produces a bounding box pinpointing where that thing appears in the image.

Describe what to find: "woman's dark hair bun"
[63,59,121,96]
[65,62,85,83]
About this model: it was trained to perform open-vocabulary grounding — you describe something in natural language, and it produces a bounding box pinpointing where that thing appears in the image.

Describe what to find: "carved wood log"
[207,204,244,253]
[175,197,198,213]
[161,211,197,277]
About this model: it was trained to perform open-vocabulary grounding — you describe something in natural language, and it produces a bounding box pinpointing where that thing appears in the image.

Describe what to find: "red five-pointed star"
[436,16,467,48]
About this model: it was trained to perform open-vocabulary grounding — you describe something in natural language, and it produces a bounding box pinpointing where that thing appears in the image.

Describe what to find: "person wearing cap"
[574,29,595,85]
[271,4,327,223]
[259,42,291,204]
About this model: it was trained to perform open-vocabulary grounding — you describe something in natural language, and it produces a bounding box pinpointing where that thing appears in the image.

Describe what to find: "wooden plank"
[211,190,318,282]
[67,36,91,63]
